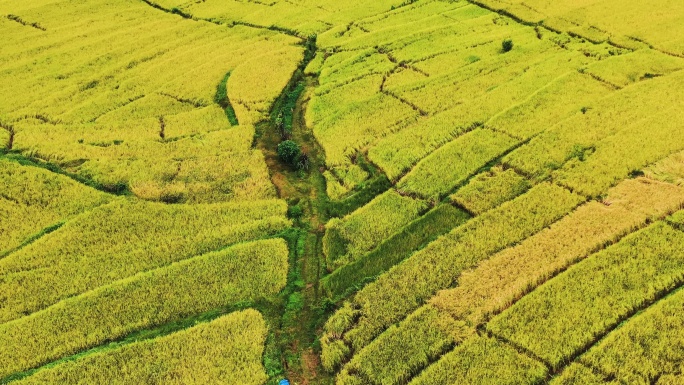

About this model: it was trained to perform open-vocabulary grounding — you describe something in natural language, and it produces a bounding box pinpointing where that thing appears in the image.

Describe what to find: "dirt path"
[255,76,333,385]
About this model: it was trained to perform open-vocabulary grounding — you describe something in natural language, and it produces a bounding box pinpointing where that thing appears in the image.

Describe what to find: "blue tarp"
[279,380,290,385]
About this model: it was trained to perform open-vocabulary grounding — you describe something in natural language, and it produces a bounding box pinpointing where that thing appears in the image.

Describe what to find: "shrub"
[287,204,303,220]
[277,140,300,165]
[502,39,514,52]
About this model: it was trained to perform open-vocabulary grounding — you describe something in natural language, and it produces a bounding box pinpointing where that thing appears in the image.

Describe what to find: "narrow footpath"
[256,74,334,384]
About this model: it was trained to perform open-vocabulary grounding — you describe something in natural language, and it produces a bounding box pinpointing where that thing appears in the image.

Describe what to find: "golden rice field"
[1,0,684,383]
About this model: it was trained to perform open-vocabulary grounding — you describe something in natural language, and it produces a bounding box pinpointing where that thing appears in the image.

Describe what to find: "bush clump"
[277,140,300,165]
[502,39,514,53]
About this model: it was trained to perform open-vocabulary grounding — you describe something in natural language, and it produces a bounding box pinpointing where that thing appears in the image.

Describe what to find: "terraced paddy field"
[1,0,683,384]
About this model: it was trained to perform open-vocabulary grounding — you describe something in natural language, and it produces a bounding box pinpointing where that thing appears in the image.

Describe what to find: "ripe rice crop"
[645,149,684,187]
[0,159,111,256]
[396,129,518,200]
[450,166,531,215]
[336,305,469,385]
[505,68,684,184]
[13,309,269,385]
[0,239,288,378]
[323,190,428,270]
[0,0,302,203]
[578,287,684,384]
[322,203,471,299]
[549,363,612,385]
[0,199,289,324]
[408,335,548,385]
[584,49,684,89]
[322,183,583,360]
[367,109,476,181]
[486,71,613,140]
[487,221,684,370]
[337,177,684,385]
[433,177,684,326]
[473,0,684,56]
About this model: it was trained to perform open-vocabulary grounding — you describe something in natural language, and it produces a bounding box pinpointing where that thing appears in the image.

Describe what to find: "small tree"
[502,39,514,53]
[277,140,300,165]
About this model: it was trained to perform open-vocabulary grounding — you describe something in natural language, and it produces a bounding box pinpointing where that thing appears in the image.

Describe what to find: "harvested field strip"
[11,309,269,385]
[0,239,288,378]
[487,221,684,371]
[0,199,289,324]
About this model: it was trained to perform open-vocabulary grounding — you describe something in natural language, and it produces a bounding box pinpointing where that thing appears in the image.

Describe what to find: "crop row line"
[6,15,45,31]
[138,0,308,41]
[479,327,553,377]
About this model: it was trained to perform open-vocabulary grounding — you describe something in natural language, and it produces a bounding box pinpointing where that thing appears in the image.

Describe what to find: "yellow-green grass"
[335,305,470,385]
[0,199,289,324]
[322,183,583,361]
[450,166,531,215]
[550,363,617,385]
[505,71,684,184]
[396,129,518,201]
[487,221,684,370]
[13,309,269,385]
[323,190,428,271]
[0,239,288,378]
[0,159,111,256]
[433,177,684,326]
[408,335,548,385]
[576,286,684,384]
